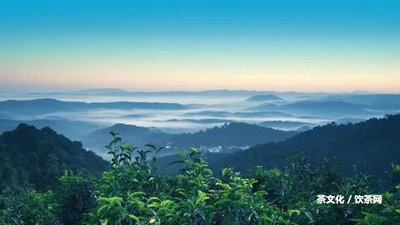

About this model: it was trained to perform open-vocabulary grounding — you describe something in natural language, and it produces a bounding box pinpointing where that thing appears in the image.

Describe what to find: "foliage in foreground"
[0,134,399,225]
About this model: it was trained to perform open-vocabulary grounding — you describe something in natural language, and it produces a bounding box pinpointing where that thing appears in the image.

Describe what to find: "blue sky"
[0,0,399,92]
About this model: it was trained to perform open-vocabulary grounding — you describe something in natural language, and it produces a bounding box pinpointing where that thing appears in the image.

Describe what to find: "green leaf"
[147,202,160,208]
[97,205,109,215]
[222,167,230,177]
[129,214,140,222]
[304,211,314,222]
[147,197,160,203]
[160,200,174,207]
[196,190,208,205]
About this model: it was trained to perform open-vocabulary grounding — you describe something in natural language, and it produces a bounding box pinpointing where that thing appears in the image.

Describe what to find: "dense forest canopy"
[211,115,400,181]
[0,124,108,190]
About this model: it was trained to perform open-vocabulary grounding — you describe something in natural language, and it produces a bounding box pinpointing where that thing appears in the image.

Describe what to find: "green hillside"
[211,115,400,180]
[0,124,108,190]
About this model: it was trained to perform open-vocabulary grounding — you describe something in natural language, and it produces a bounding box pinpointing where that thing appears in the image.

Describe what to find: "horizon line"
[1,86,400,95]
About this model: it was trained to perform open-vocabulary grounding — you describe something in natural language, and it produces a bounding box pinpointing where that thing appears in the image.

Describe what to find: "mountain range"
[251,100,374,116]
[0,98,188,116]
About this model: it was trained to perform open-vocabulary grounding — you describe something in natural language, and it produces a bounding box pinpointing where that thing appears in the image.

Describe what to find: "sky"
[0,0,399,92]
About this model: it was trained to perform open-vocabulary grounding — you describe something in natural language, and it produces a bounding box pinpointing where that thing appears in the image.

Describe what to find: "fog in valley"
[1,89,398,157]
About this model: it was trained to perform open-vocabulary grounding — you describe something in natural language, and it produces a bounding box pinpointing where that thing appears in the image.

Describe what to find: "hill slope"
[82,123,172,152]
[211,114,400,177]
[0,124,108,190]
[83,122,296,154]
[171,122,296,149]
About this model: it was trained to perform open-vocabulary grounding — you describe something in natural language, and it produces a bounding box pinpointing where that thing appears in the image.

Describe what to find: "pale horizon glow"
[1,0,399,93]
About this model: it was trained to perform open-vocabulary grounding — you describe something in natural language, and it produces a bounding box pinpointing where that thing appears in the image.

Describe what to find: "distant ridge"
[27,88,333,97]
[0,118,101,141]
[251,100,371,116]
[0,98,188,115]
[246,94,282,102]
[321,94,400,108]
[259,120,315,130]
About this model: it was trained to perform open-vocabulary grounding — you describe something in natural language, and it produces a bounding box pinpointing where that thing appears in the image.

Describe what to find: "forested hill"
[212,114,400,177]
[0,124,108,190]
[171,122,296,147]
[83,122,295,154]
[83,123,171,147]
